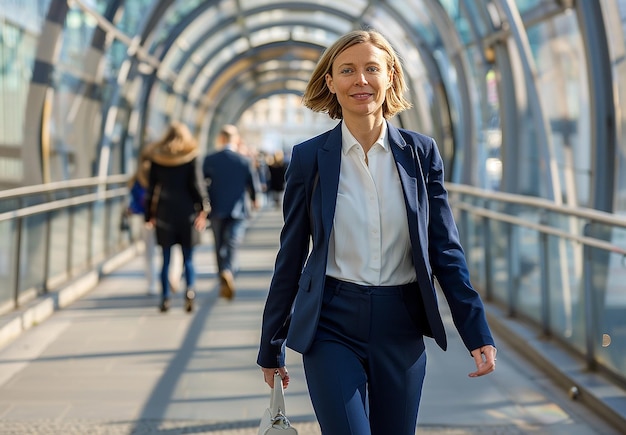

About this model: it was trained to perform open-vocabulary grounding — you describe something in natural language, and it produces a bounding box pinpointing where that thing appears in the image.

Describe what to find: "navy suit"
[258,122,494,434]
[203,149,257,274]
[202,149,257,220]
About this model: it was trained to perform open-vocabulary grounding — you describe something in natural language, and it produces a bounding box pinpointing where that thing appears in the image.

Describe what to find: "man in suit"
[203,124,259,299]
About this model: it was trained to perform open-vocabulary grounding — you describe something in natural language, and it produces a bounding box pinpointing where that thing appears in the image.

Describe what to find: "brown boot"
[219,270,235,300]
[184,289,195,313]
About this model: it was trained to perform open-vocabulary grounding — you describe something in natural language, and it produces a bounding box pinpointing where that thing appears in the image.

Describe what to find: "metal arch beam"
[193,4,448,146]
[207,72,312,121]
[192,65,314,123]
[193,41,322,100]
[420,0,476,184]
[136,0,459,160]
[154,1,356,66]
[137,0,358,144]
[196,41,324,110]
[208,81,309,138]
[182,44,319,138]
[136,0,177,46]
[209,90,310,151]
[171,18,346,78]
[192,2,443,125]
[575,2,616,213]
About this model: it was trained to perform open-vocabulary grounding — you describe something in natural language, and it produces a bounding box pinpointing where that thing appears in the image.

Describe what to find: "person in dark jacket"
[145,122,209,313]
[266,150,287,209]
[202,124,259,300]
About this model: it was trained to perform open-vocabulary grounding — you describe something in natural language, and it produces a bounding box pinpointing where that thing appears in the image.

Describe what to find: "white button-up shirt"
[326,122,416,286]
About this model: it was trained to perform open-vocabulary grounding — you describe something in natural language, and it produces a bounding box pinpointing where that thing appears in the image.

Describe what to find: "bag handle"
[270,372,287,416]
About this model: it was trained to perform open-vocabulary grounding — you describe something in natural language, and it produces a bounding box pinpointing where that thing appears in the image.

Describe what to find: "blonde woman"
[145,122,209,312]
[257,30,496,434]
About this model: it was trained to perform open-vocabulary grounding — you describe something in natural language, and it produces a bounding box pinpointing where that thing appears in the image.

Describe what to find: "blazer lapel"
[388,123,428,272]
[316,123,342,239]
[388,123,420,219]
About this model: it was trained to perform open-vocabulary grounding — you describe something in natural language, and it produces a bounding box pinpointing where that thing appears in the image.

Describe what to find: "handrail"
[0,174,129,200]
[454,202,626,255]
[446,182,626,387]
[0,187,128,222]
[448,183,626,228]
[0,176,134,317]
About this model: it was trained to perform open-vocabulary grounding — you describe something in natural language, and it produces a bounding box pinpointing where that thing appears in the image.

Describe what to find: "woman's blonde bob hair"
[302,29,412,119]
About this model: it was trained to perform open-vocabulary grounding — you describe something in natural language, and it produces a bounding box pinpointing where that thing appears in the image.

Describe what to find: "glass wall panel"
[488,217,510,305]
[48,208,70,284]
[70,205,90,274]
[440,0,473,44]
[91,200,105,264]
[0,0,48,188]
[0,220,16,307]
[527,14,591,206]
[19,215,47,295]
[147,0,206,55]
[597,227,626,377]
[515,0,544,15]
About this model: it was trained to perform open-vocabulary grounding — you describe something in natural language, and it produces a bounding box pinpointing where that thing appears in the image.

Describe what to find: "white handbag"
[258,373,298,435]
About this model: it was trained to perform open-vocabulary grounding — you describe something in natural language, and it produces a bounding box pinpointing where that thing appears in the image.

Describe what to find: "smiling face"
[325,42,393,122]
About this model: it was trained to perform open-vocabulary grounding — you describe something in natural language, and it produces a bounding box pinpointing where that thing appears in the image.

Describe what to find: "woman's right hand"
[261,366,290,389]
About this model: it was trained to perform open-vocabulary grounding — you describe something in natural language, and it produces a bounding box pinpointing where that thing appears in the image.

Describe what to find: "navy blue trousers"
[210,217,247,274]
[303,277,427,435]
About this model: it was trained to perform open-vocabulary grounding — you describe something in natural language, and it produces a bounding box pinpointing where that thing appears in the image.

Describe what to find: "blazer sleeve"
[422,138,495,352]
[257,145,313,368]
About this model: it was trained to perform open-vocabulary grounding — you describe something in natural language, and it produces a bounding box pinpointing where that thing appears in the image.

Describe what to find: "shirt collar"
[341,121,389,155]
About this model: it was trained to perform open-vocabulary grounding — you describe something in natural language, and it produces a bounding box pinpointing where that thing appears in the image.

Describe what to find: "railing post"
[43,211,52,293]
[13,217,23,308]
[582,222,597,370]
[506,222,517,317]
[483,215,493,301]
[539,229,551,338]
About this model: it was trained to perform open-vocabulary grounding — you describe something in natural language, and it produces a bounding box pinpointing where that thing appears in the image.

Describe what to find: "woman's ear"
[325,73,336,94]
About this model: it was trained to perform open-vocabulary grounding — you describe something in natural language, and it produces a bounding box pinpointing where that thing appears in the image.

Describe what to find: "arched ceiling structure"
[131,0,464,149]
[16,0,620,215]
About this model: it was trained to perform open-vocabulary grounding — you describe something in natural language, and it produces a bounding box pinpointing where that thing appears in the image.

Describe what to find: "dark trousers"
[160,245,194,300]
[210,217,247,273]
[303,277,426,435]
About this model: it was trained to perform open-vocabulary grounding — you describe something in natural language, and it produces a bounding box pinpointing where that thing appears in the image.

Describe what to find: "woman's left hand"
[468,345,497,377]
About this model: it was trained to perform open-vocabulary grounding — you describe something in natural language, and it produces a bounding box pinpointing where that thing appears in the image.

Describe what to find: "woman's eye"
[367,66,380,73]
[340,68,353,74]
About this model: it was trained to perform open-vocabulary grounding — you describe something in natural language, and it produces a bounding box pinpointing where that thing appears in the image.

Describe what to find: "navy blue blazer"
[202,149,257,219]
[257,122,495,368]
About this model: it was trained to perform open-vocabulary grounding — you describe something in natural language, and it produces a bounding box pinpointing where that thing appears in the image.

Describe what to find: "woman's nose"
[355,72,368,85]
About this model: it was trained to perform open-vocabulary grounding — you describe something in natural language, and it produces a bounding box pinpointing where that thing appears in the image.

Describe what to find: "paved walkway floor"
[0,208,622,434]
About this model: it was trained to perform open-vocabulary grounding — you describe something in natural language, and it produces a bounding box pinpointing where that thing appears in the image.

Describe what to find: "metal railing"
[1,178,624,386]
[447,183,626,386]
[0,175,136,315]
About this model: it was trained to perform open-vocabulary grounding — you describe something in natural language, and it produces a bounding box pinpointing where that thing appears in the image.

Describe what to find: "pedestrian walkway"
[0,208,621,434]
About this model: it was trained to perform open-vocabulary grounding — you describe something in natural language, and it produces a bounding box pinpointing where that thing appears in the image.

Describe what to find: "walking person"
[266,150,287,209]
[202,124,260,300]
[257,29,496,435]
[144,121,209,313]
